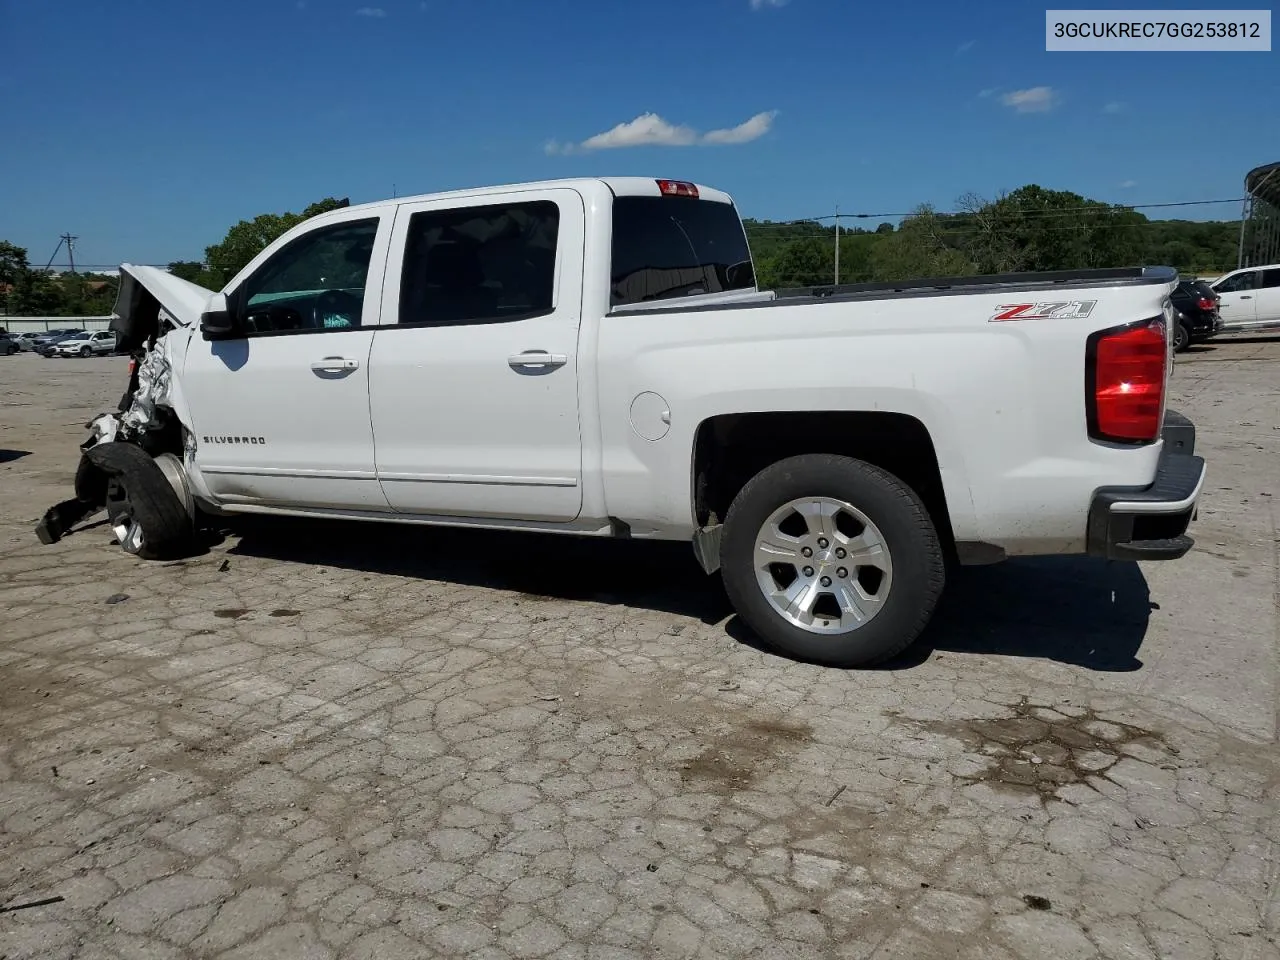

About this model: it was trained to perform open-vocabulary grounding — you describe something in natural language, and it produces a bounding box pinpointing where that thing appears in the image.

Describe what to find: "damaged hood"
[111,264,216,349]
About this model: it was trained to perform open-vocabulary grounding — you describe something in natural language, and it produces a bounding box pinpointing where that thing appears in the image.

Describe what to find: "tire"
[85,442,193,560]
[720,454,945,667]
[1173,322,1190,353]
[79,346,92,358]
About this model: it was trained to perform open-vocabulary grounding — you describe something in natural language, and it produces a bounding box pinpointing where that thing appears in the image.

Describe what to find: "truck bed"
[615,266,1178,316]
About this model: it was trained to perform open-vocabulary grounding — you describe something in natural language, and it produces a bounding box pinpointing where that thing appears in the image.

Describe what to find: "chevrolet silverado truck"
[36,177,1206,667]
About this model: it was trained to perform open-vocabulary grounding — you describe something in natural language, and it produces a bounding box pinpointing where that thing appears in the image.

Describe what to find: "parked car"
[48,330,118,358]
[0,332,20,355]
[1169,279,1223,351]
[32,328,86,354]
[15,332,43,351]
[1210,264,1280,331]
[36,176,1205,668]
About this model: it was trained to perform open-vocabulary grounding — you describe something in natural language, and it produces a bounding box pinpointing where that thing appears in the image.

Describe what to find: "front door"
[181,212,393,511]
[1215,269,1259,328]
[369,189,585,521]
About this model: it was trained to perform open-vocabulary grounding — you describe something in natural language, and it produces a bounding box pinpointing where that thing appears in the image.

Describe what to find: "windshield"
[610,196,754,307]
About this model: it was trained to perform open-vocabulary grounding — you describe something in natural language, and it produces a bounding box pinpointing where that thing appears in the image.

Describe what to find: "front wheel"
[86,443,194,560]
[720,454,945,667]
[79,346,92,358]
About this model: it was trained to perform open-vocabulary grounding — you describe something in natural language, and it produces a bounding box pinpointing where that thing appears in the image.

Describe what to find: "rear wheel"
[87,443,194,560]
[1173,322,1190,352]
[720,454,945,667]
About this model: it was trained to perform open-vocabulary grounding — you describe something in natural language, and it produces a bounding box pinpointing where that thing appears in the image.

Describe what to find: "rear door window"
[397,201,560,327]
[610,196,754,307]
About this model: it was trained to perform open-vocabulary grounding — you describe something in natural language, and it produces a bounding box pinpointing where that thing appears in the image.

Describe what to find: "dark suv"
[1169,279,1222,352]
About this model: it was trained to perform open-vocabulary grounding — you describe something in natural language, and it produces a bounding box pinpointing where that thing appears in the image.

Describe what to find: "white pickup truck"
[37,177,1206,667]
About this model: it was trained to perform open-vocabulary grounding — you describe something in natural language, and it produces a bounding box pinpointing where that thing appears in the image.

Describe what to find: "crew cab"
[36,177,1206,667]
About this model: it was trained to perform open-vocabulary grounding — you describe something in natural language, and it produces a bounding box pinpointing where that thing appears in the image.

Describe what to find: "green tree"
[870,205,975,281]
[167,261,206,283]
[9,270,64,315]
[203,197,348,286]
[956,186,1144,274]
[0,241,30,315]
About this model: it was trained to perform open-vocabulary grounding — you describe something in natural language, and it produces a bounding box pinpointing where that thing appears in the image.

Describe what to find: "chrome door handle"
[508,351,568,369]
[310,357,360,373]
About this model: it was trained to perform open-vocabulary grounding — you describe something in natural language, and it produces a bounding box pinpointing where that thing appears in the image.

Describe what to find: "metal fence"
[2,317,114,334]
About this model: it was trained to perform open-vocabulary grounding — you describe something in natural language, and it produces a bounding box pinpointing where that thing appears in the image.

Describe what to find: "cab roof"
[334,177,735,215]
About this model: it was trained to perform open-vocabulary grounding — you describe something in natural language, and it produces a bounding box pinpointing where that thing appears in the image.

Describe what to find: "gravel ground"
[1,337,1277,960]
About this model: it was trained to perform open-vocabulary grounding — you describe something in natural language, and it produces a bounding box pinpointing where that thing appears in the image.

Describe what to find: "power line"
[761,197,1246,226]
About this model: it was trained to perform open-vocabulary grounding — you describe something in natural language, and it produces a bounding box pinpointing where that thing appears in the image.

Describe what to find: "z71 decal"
[990,300,1098,322]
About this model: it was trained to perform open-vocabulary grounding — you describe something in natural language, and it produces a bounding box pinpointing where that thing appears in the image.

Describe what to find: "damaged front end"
[35,340,185,546]
[36,264,208,549]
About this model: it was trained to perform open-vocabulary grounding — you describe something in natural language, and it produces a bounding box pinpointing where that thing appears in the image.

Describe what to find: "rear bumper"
[1086,410,1205,561]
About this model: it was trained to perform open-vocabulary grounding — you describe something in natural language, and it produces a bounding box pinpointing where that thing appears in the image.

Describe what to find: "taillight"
[656,179,699,198]
[1196,296,1215,311]
[1086,318,1167,443]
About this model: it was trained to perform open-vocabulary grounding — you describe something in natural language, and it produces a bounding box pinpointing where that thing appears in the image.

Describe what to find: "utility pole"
[44,233,78,273]
[833,205,840,285]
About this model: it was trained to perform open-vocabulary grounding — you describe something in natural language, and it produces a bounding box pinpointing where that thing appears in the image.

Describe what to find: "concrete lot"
[1,339,1277,960]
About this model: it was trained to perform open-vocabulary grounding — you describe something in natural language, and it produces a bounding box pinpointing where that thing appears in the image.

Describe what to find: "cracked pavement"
[1,339,1277,959]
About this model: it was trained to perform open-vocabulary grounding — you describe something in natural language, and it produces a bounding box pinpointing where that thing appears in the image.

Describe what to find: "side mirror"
[200,293,235,338]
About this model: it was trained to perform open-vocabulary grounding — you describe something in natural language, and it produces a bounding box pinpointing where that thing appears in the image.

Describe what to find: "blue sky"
[2,0,1275,268]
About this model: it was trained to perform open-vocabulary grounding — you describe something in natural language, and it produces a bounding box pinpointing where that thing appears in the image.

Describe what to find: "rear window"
[610,196,754,307]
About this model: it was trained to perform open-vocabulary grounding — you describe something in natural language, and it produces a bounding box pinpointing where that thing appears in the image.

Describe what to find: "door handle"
[310,357,360,373]
[507,351,568,369]
[1240,295,1253,300]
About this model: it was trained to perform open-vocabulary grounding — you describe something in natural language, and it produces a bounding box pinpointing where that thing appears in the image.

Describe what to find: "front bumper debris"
[1086,409,1205,561]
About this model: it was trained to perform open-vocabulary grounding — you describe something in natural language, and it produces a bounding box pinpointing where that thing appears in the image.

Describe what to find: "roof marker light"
[656,180,699,198]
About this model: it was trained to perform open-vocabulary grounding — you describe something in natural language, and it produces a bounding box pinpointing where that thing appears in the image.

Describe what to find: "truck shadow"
[226,517,731,623]
[886,556,1150,671]
[227,520,1150,672]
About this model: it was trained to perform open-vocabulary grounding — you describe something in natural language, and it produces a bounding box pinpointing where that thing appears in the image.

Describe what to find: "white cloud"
[700,111,777,145]
[1119,179,1137,188]
[1000,86,1058,113]
[355,6,386,16]
[956,39,976,55]
[581,113,697,150]
[558,111,778,152]
[1103,101,1125,114]
[750,0,788,8]
[978,87,999,99]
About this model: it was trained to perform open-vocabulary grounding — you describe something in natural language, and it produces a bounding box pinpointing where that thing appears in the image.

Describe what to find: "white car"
[49,331,117,357]
[37,176,1206,667]
[1210,264,1280,331]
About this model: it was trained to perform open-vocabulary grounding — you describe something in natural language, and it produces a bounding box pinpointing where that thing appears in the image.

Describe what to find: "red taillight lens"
[656,179,699,198]
[1088,319,1167,443]
[1196,296,1215,311]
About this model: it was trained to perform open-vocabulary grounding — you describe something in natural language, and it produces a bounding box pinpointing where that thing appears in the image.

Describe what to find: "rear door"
[1255,268,1280,324]
[369,189,585,521]
[1215,270,1260,327]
